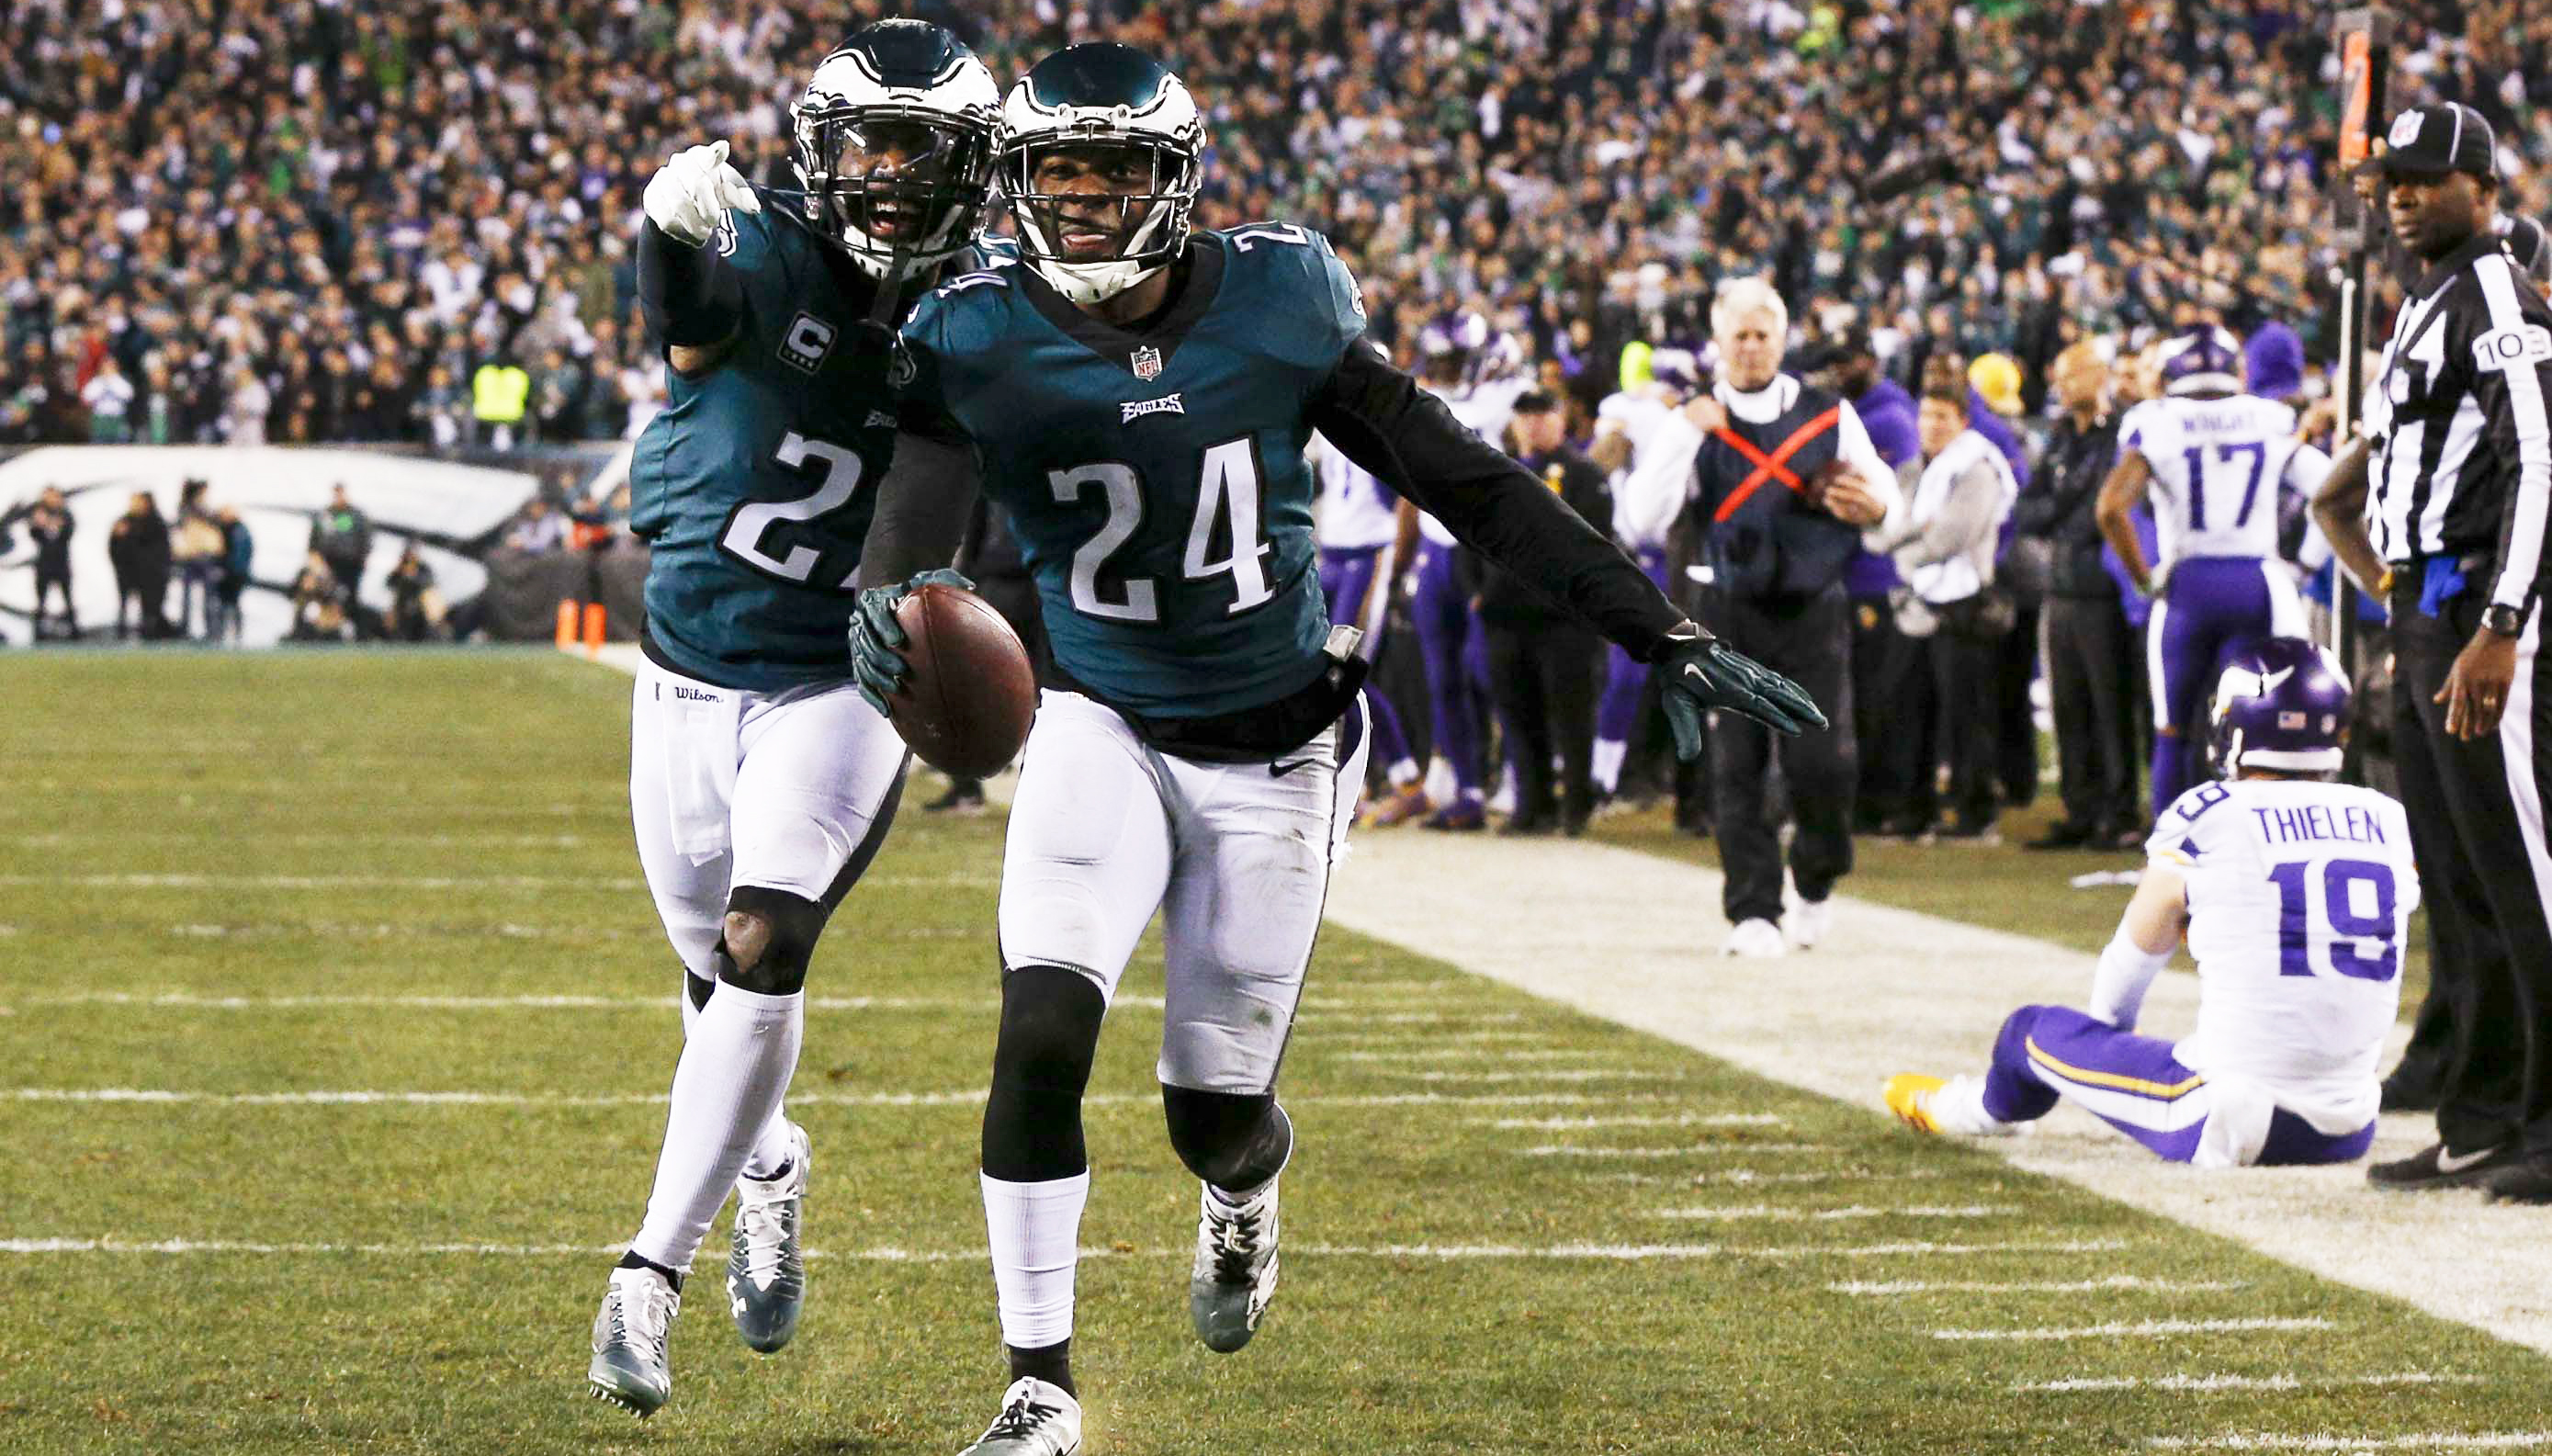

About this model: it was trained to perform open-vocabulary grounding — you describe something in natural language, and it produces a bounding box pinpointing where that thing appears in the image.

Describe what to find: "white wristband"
[2088,929,2174,1032]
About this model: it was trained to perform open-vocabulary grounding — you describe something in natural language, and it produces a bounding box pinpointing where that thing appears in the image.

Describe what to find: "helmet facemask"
[1004,135,1199,304]
[792,102,997,281]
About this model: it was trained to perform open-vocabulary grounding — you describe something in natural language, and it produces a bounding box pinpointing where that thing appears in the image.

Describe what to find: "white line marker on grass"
[6,1087,1675,1110]
[0,1236,2127,1262]
[1523,1142,1826,1157]
[1485,1113,1785,1130]
[1837,1275,2243,1297]
[2147,1434,2552,1451]
[1397,1069,1674,1082]
[2018,1371,2475,1394]
[1341,1049,1617,1063]
[1933,1316,2332,1342]
[1658,1204,2012,1223]
[1592,1169,1944,1187]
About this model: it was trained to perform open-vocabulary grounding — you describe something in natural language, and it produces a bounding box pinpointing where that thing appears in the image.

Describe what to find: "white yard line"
[1838,1276,2245,1297]
[1340,1048,1618,1062]
[1390,1068,1673,1082]
[2016,1371,2474,1394]
[2148,1435,2552,1451]
[2,872,996,891]
[3,1086,1677,1110]
[1521,1142,1826,1157]
[1320,832,2552,1355]
[1483,1113,1786,1129]
[0,1235,2107,1262]
[1320,1031,1551,1045]
[1932,1316,2333,1342]
[1655,1203,2011,1222]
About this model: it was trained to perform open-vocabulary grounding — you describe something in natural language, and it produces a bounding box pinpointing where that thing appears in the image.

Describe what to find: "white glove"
[642,140,761,247]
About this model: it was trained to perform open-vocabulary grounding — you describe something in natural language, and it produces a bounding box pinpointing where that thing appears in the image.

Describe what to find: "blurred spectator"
[309,485,372,593]
[212,505,254,645]
[385,546,450,642]
[288,553,352,643]
[1871,372,2019,841]
[107,491,172,641]
[82,356,135,443]
[506,497,569,555]
[22,487,77,641]
[1464,391,1610,837]
[2014,342,2140,850]
[224,364,270,446]
[473,356,531,450]
[170,478,225,639]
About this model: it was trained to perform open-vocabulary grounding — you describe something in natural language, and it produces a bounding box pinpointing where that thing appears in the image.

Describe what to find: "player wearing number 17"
[2095,326,2334,817]
[587,22,1006,1421]
[850,42,1822,1456]
[1885,638,2418,1168]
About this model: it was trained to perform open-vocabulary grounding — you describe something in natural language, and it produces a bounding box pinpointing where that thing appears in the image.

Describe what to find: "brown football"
[889,583,1037,781]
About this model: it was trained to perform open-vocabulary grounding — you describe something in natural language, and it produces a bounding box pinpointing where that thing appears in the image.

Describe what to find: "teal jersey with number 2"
[898,224,1367,717]
[628,194,1007,692]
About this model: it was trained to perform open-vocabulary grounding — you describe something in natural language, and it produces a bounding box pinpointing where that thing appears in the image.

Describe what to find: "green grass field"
[0,651,2535,1454]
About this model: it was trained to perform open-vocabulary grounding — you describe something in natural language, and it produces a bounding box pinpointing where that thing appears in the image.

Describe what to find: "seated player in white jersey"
[2096,326,2333,816]
[1885,638,2417,1168]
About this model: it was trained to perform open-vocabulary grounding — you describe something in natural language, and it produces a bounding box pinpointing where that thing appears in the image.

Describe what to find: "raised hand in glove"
[847,568,974,716]
[643,140,761,246]
[1654,619,1826,753]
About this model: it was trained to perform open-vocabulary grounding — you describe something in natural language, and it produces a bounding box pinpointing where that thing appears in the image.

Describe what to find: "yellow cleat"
[1883,1073,1948,1134]
[1360,784,1430,828]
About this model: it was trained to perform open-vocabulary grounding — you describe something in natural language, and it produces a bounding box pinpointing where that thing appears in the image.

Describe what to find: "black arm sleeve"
[636,220,744,349]
[856,433,983,590]
[1307,343,1687,660]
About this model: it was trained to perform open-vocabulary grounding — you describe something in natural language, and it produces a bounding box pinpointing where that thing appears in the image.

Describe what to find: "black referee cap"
[2362,102,2496,180]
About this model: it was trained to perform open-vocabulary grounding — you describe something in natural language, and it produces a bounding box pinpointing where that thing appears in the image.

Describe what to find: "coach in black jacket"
[2314,103,2552,1201]
[1649,278,1902,956]
[2011,342,2139,849]
[1461,391,1613,836]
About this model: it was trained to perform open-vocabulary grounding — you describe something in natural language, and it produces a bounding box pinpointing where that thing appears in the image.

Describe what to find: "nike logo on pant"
[1270,759,1319,778]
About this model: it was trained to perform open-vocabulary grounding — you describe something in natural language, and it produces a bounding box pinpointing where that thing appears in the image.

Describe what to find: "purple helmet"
[2210,637,2351,776]
[2159,325,2243,398]
[1648,344,1703,393]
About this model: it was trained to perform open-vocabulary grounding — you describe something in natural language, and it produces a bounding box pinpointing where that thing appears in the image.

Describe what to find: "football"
[889,583,1037,780]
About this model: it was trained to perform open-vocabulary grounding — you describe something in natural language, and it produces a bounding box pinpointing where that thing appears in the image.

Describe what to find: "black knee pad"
[1162,1086,1293,1192]
[982,965,1107,1183]
[716,886,828,997]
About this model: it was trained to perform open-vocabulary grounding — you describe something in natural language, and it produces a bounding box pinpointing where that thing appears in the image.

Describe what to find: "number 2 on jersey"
[1049,436,1272,623]
[2268,857,2398,982]
[719,431,864,590]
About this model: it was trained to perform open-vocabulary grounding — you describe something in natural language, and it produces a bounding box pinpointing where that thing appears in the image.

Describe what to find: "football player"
[1885,638,2417,1167]
[2095,326,2332,817]
[850,43,1822,1456]
[585,20,1003,1419]
[1386,310,1538,829]
[1588,345,1706,803]
[1306,431,1428,820]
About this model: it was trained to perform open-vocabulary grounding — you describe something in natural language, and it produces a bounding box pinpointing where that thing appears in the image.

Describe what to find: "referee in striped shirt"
[2314,102,2552,1201]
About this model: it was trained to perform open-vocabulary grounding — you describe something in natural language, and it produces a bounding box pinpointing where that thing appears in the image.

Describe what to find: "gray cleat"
[957,1376,1082,1456]
[1189,1176,1279,1352]
[587,1265,681,1418]
[727,1122,810,1353]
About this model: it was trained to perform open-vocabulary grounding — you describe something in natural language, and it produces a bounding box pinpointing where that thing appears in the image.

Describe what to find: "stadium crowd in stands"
[0,0,2540,450]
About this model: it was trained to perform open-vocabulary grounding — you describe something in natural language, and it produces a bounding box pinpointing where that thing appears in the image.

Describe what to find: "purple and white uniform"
[2124,394,2329,808]
[1590,387,1698,791]
[1979,777,2418,1166]
[1312,433,1419,784]
[1410,372,1533,803]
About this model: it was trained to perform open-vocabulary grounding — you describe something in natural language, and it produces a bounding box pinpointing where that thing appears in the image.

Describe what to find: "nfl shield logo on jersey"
[1131,344,1163,381]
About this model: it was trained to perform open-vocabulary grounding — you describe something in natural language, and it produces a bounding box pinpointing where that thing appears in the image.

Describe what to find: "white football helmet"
[788,19,1001,282]
[999,43,1205,304]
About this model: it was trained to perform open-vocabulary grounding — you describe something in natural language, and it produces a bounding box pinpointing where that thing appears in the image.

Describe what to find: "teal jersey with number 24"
[898,223,1367,717]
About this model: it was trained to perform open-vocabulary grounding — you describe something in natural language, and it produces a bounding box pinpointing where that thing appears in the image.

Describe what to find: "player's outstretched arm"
[846,433,985,715]
[1309,341,1824,742]
[637,141,759,369]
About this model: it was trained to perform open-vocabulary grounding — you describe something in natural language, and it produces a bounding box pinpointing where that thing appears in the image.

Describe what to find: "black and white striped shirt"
[2367,230,2552,615]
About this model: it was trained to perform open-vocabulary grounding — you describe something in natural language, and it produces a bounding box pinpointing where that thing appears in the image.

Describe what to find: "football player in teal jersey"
[585,20,1004,1421]
[851,44,1823,1455]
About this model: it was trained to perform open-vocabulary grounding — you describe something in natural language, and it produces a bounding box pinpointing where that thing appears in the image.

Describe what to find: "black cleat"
[2366,1140,2520,1191]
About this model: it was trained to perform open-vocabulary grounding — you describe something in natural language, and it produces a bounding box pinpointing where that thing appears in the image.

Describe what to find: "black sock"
[616,1249,683,1294]
[1007,1338,1073,1397]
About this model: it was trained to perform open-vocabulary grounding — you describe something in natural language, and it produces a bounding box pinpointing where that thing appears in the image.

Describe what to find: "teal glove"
[847,568,974,716]
[1654,620,1827,753]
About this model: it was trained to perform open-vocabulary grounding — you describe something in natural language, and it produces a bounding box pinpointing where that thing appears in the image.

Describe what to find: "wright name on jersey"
[2147,775,2421,1133]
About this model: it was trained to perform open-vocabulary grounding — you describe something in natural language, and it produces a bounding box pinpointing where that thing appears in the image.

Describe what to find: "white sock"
[739,1106,796,1181]
[1932,1075,2024,1137]
[981,1171,1089,1350]
[628,983,803,1271]
[1385,757,1420,787]
[1592,738,1627,794]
